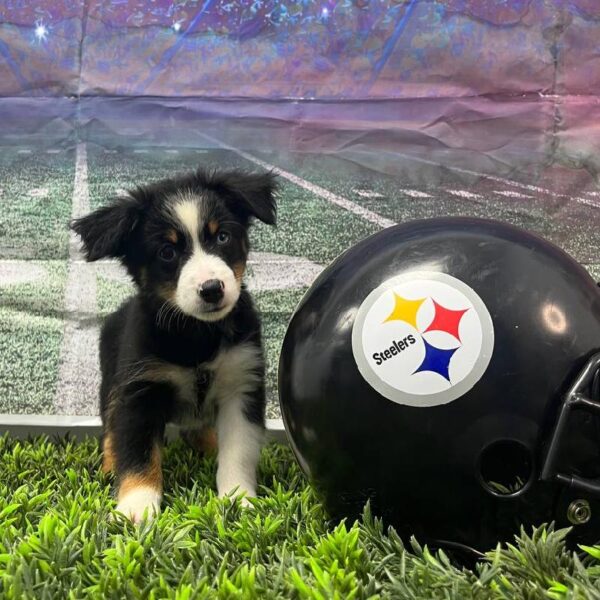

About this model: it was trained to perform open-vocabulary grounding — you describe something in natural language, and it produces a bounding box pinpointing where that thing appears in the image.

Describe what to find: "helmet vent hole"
[479,440,533,497]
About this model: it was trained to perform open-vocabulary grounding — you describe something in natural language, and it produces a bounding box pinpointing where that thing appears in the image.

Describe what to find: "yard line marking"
[246,252,323,291]
[494,190,533,199]
[46,149,61,154]
[165,149,179,154]
[353,189,384,198]
[55,142,100,416]
[391,151,592,204]
[576,197,600,209]
[17,149,31,154]
[0,261,47,285]
[399,189,432,198]
[446,189,482,199]
[198,133,395,229]
[133,148,149,154]
[69,144,91,247]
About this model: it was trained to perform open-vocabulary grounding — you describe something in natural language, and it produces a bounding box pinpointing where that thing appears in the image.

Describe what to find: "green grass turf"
[2,435,600,599]
[0,151,74,259]
[253,288,306,413]
[96,273,133,317]
[0,262,67,414]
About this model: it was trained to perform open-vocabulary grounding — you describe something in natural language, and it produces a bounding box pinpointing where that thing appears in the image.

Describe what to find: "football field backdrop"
[0,1,599,421]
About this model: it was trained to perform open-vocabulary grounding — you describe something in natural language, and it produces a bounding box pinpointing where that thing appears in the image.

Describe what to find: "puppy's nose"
[198,279,224,304]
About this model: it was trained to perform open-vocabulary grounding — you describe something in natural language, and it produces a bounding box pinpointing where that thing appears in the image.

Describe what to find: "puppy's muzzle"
[198,279,225,304]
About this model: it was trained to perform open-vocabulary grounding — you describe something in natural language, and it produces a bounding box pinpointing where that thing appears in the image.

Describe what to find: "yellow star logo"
[383,293,425,328]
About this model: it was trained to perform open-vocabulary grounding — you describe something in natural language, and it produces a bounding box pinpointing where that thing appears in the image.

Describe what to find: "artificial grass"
[0,262,67,413]
[1,436,600,599]
[0,152,74,260]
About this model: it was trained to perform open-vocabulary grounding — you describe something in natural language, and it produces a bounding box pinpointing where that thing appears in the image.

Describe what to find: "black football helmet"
[279,217,600,553]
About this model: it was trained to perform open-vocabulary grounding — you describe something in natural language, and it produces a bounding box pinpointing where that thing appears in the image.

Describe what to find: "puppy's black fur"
[71,168,277,520]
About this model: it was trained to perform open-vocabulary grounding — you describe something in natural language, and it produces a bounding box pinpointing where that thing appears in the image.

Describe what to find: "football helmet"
[279,217,600,552]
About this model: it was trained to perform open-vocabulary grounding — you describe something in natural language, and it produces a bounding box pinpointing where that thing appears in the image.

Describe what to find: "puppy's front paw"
[240,495,255,509]
[115,487,162,524]
[219,486,256,508]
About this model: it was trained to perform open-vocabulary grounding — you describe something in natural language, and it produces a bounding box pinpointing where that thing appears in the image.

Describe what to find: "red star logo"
[424,300,469,341]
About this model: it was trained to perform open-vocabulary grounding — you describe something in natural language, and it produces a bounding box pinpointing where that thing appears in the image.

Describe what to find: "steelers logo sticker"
[352,272,494,407]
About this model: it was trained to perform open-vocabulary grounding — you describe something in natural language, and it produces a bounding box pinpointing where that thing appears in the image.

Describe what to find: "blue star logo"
[413,339,458,382]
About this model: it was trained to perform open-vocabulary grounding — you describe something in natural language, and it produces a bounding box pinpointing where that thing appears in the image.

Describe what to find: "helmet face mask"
[541,353,600,495]
[279,217,600,553]
[460,352,600,554]
[535,353,600,547]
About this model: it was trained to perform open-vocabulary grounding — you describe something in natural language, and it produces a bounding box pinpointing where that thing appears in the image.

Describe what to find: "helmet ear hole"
[478,440,534,498]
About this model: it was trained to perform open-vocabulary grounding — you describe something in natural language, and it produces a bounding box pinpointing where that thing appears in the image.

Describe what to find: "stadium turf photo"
[1,133,600,597]
[1,139,599,418]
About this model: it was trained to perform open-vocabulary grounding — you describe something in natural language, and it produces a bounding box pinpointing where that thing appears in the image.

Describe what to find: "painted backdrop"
[0,1,599,419]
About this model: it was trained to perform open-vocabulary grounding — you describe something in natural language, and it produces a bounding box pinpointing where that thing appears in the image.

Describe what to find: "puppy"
[71,168,277,522]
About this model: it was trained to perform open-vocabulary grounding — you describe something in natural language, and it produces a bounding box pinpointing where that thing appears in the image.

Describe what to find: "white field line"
[55,142,100,416]
[198,133,395,229]
[577,196,600,209]
[494,190,533,199]
[392,151,598,208]
[446,189,482,199]
[398,189,432,198]
[353,188,384,198]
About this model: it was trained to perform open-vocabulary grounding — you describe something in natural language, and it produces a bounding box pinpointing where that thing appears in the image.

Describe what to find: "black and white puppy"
[71,168,277,522]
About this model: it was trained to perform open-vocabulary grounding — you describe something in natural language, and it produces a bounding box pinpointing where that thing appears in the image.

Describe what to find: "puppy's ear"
[70,195,142,261]
[219,171,278,225]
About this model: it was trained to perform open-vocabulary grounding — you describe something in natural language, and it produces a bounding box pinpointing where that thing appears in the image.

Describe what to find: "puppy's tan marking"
[203,428,218,454]
[165,228,178,244]
[102,432,116,474]
[157,282,177,303]
[233,261,246,283]
[208,220,219,235]
[139,266,148,286]
[182,427,218,455]
[118,443,163,501]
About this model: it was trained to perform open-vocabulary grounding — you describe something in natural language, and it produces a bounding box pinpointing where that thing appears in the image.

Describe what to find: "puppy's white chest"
[163,342,263,426]
[158,365,197,405]
[166,365,214,425]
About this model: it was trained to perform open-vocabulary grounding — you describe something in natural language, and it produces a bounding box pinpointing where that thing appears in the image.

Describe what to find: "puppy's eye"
[158,244,177,262]
[217,231,231,245]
